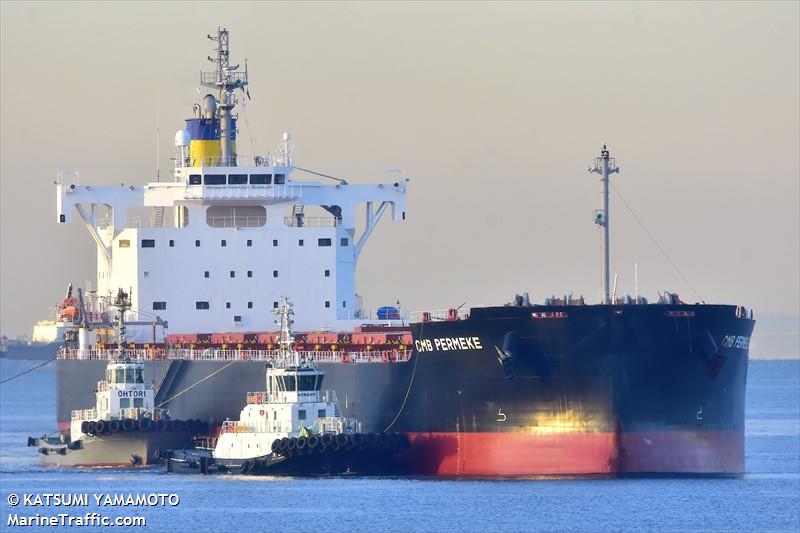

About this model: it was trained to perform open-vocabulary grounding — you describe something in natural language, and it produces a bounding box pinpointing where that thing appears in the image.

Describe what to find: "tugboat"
[164,297,408,475]
[28,290,203,467]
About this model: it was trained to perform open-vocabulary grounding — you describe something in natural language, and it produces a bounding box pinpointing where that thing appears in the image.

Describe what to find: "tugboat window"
[141,239,155,248]
[133,398,144,408]
[298,375,318,391]
[228,174,247,185]
[189,174,202,185]
[274,174,286,184]
[125,368,135,383]
[120,398,130,408]
[135,368,144,383]
[318,409,326,418]
[278,376,296,391]
[298,409,306,420]
[115,369,124,383]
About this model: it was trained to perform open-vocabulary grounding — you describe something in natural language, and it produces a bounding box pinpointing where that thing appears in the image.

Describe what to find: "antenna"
[588,143,621,304]
[156,101,160,181]
[201,27,248,166]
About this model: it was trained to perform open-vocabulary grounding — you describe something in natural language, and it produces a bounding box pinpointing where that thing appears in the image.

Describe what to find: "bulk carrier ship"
[49,28,754,476]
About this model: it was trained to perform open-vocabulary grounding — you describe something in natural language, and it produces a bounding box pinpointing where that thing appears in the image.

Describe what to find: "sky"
[1,1,798,340]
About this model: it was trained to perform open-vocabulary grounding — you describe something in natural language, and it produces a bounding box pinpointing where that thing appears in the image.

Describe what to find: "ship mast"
[201,27,248,166]
[274,296,297,366]
[113,288,131,361]
[588,143,620,305]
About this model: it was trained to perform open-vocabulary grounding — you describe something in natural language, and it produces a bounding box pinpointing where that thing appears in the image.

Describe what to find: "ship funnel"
[203,94,217,119]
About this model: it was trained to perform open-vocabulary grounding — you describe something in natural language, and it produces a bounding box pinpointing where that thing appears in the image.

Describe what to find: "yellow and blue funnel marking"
[186,118,237,167]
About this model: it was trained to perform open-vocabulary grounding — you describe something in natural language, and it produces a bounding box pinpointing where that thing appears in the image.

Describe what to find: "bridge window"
[135,367,144,383]
[125,367,135,383]
[115,369,124,383]
[152,301,166,310]
[318,409,326,418]
[277,376,296,391]
[133,398,144,408]
[196,301,210,310]
[318,238,332,247]
[274,174,286,185]
[120,398,130,409]
[298,375,321,391]
[204,174,226,185]
[250,174,271,185]
[298,409,306,420]
[228,174,247,185]
[119,240,130,248]
[340,238,348,247]
[141,239,155,248]
[189,174,202,185]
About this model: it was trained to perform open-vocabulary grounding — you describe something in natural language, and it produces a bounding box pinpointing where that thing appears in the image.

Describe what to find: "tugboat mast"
[201,27,248,166]
[113,289,131,361]
[274,296,297,366]
[588,143,620,305]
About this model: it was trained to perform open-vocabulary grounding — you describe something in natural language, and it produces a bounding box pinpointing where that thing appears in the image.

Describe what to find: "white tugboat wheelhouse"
[213,297,359,461]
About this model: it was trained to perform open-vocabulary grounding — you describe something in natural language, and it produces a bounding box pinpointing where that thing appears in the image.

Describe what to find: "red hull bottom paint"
[400,431,744,476]
[619,431,744,474]
[401,432,618,476]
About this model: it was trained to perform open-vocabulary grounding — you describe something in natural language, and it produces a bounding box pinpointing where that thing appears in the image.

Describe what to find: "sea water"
[1,359,798,532]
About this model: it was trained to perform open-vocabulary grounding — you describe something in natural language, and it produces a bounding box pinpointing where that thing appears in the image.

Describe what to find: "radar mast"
[201,27,248,166]
[588,143,620,305]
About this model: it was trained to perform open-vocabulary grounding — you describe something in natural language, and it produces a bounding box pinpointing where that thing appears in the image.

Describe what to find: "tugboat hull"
[35,431,193,467]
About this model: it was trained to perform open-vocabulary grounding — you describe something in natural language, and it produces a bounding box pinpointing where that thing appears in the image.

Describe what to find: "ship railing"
[183,183,301,201]
[408,308,471,323]
[283,216,341,228]
[58,348,157,361]
[57,348,412,363]
[220,420,252,434]
[245,390,337,405]
[178,152,290,168]
[206,215,267,228]
[316,416,360,435]
[71,409,98,422]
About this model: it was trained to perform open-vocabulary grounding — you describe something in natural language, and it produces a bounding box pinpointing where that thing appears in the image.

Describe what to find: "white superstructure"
[54,28,407,340]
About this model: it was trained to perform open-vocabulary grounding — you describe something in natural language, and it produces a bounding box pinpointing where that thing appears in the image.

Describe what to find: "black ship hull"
[55,304,752,476]
[400,303,752,475]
